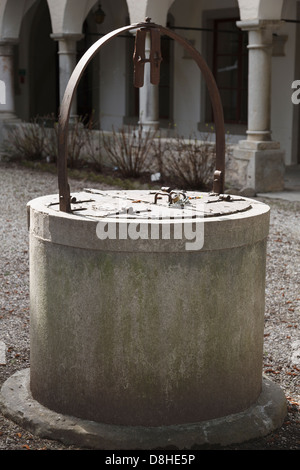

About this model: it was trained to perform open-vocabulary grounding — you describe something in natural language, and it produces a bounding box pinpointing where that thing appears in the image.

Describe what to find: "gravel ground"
[0,162,299,451]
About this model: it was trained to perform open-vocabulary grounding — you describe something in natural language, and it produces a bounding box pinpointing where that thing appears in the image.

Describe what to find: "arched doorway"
[77,16,100,125]
[29,0,58,119]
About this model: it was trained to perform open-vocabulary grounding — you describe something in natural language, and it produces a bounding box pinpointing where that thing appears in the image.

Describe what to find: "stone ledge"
[0,368,287,450]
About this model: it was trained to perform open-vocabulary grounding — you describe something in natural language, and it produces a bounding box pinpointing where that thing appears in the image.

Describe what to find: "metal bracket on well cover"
[133,18,162,87]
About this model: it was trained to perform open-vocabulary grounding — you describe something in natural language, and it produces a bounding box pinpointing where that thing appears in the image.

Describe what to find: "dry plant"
[81,128,103,172]
[1,119,48,162]
[102,124,157,178]
[1,115,104,171]
[160,133,218,190]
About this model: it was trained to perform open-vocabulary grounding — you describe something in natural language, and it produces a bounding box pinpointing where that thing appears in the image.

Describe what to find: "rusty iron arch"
[57,20,225,212]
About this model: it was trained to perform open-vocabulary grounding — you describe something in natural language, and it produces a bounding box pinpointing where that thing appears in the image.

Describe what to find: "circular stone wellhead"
[0,189,287,449]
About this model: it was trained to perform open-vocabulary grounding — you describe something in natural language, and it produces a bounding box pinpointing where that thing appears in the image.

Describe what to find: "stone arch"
[0,0,38,122]
[126,0,175,26]
[0,0,36,41]
[47,0,99,35]
[28,0,58,118]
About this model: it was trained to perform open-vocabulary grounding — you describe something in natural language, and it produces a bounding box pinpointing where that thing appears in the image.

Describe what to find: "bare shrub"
[81,128,103,172]
[155,133,217,191]
[1,119,47,162]
[102,125,157,178]
[1,115,104,171]
[49,116,99,169]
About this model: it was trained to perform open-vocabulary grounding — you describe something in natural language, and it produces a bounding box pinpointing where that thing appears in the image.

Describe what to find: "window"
[213,18,248,124]
[158,35,172,120]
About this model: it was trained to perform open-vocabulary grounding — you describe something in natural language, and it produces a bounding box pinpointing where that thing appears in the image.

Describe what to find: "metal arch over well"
[57,18,226,212]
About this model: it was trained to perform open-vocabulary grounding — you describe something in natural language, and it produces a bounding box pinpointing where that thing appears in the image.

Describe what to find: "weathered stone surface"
[233,144,285,193]
[0,369,287,450]
[26,190,272,429]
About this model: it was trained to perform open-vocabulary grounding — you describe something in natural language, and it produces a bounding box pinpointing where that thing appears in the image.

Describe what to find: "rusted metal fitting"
[153,189,189,207]
[133,18,162,87]
[154,191,171,204]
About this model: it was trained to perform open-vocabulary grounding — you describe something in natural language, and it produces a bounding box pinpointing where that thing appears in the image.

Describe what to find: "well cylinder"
[28,190,270,427]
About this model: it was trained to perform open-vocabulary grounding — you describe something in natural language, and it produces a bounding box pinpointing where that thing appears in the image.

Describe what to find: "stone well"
[0,188,287,449]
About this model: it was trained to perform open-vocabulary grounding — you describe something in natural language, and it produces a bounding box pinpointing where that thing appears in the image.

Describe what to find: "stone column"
[246,25,273,141]
[233,20,285,193]
[0,41,18,122]
[51,33,83,120]
[138,33,159,131]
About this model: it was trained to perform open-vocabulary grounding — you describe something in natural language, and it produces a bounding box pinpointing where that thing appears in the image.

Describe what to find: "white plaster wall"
[98,0,129,130]
[0,0,24,39]
[126,0,148,24]
[46,0,66,34]
[237,0,260,20]
[0,0,36,39]
[99,38,127,130]
[127,0,175,25]
[258,0,284,20]
[168,0,238,137]
[168,0,202,136]
[238,0,284,21]
[202,0,237,11]
[271,0,296,165]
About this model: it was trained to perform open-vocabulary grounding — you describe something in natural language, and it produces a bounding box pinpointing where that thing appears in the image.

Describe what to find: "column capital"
[0,37,19,45]
[50,33,84,52]
[236,19,283,32]
[0,38,18,56]
[50,33,84,42]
